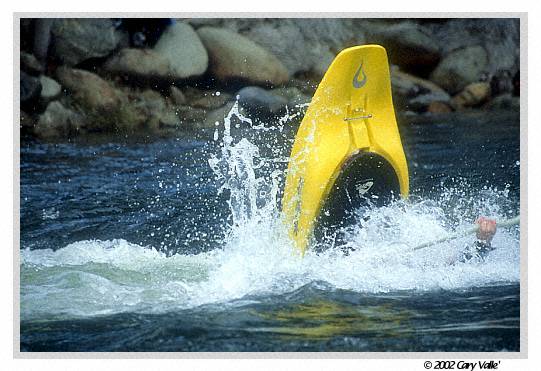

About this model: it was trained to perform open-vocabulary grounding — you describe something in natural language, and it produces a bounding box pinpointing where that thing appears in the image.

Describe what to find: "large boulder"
[391,68,450,111]
[51,18,122,66]
[242,19,362,78]
[20,52,44,76]
[196,26,289,86]
[359,20,441,76]
[426,18,519,78]
[35,101,84,139]
[430,46,488,94]
[56,67,123,112]
[392,69,448,97]
[104,48,171,81]
[20,71,42,110]
[153,22,208,78]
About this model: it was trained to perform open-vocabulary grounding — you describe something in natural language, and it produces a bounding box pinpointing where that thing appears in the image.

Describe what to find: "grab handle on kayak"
[412,215,520,251]
[344,114,373,121]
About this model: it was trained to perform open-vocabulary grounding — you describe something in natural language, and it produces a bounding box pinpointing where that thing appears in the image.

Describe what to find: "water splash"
[20,103,520,321]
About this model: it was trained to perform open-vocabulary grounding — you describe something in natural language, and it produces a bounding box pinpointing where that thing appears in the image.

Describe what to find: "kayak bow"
[282,45,409,254]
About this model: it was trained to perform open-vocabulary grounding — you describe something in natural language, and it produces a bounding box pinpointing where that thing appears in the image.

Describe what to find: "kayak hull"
[282,45,409,254]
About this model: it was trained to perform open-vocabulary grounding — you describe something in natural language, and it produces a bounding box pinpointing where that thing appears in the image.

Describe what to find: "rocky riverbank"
[20,18,520,141]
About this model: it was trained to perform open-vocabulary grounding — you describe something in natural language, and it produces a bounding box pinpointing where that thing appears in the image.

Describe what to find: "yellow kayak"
[282,45,409,254]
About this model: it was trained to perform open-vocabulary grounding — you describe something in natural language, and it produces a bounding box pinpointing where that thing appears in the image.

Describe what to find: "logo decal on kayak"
[356,180,374,195]
[352,61,367,89]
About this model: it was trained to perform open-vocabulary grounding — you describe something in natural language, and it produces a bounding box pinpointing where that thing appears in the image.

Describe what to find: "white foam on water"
[20,103,520,320]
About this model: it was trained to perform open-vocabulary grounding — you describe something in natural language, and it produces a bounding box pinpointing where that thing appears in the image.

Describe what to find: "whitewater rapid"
[20,103,520,321]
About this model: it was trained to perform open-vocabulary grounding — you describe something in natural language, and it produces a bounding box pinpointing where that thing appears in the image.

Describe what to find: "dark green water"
[20,108,520,352]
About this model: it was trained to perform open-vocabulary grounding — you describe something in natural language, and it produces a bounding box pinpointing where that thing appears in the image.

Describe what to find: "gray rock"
[269,87,312,107]
[451,82,491,109]
[39,75,62,101]
[408,92,452,112]
[21,52,44,76]
[360,21,440,75]
[104,48,171,81]
[426,19,519,78]
[390,68,449,112]
[237,86,288,116]
[20,71,42,107]
[430,46,489,94]
[153,22,208,78]
[36,101,84,139]
[127,89,184,131]
[484,93,520,111]
[197,26,289,86]
[56,67,123,112]
[175,105,207,126]
[20,110,35,130]
[51,18,122,65]
[490,70,514,96]
[172,99,239,129]
[169,86,187,106]
[243,19,362,78]
[159,109,182,128]
[200,101,237,129]
[391,68,448,96]
[189,91,232,110]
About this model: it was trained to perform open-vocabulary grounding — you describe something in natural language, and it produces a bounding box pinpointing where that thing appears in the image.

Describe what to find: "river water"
[19,105,520,352]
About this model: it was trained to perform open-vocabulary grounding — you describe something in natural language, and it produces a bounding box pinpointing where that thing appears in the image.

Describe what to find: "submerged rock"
[189,91,232,110]
[51,18,123,66]
[153,22,208,78]
[201,101,237,128]
[237,86,288,116]
[197,26,289,86]
[408,91,452,112]
[427,101,453,114]
[270,86,312,107]
[36,101,84,139]
[430,46,488,94]
[451,82,491,109]
[130,89,181,131]
[484,93,520,111]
